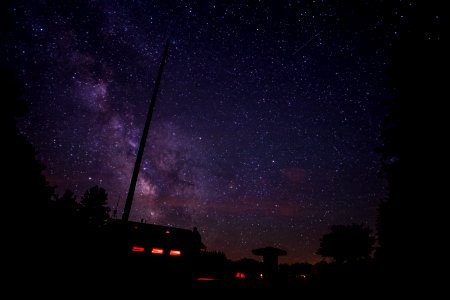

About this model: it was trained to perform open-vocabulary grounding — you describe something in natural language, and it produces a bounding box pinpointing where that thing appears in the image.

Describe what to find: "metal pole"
[122,39,170,221]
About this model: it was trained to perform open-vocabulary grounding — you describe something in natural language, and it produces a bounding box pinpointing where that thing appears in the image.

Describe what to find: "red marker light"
[131,246,145,252]
[169,250,181,256]
[151,248,164,254]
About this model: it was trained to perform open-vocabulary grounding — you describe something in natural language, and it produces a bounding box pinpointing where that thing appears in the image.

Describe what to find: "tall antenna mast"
[122,39,170,221]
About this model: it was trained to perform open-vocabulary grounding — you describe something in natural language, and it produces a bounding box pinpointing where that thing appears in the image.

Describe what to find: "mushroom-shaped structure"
[252,247,287,280]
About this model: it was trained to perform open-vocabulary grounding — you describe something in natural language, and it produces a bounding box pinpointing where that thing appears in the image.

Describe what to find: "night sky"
[3,0,400,264]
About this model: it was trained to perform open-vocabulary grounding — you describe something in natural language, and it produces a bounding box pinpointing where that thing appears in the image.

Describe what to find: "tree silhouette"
[56,189,78,207]
[1,66,58,282]
[316,223,375,264]
[2,68,54,224]
[79,185,110,229]
[375,2,443,274]
[54,189,81,225]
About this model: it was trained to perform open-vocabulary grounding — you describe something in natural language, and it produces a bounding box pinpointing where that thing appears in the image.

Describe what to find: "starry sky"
[3,0,401,264]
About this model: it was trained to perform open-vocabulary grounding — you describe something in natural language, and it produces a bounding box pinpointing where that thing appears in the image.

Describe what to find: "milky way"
[3,0,395,263]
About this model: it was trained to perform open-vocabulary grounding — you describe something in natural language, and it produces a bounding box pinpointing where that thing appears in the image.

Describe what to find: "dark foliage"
[317,223,375,264]
[79,185,110,229]
[376,1,443,273]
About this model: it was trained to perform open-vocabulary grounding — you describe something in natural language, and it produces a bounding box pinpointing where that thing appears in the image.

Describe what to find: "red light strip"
[131,246,145,252]
[169,250,181,256]
[151,248,164,254]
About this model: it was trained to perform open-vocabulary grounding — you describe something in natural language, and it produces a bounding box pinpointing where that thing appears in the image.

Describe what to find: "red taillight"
[151,248,164,254]
[131,246,145,252]
[235,272,245,279]
[169,250,181,256]
[196,277,217,281]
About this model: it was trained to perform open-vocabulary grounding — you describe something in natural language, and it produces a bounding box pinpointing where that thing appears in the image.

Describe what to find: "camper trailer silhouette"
[108,219,206,258]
